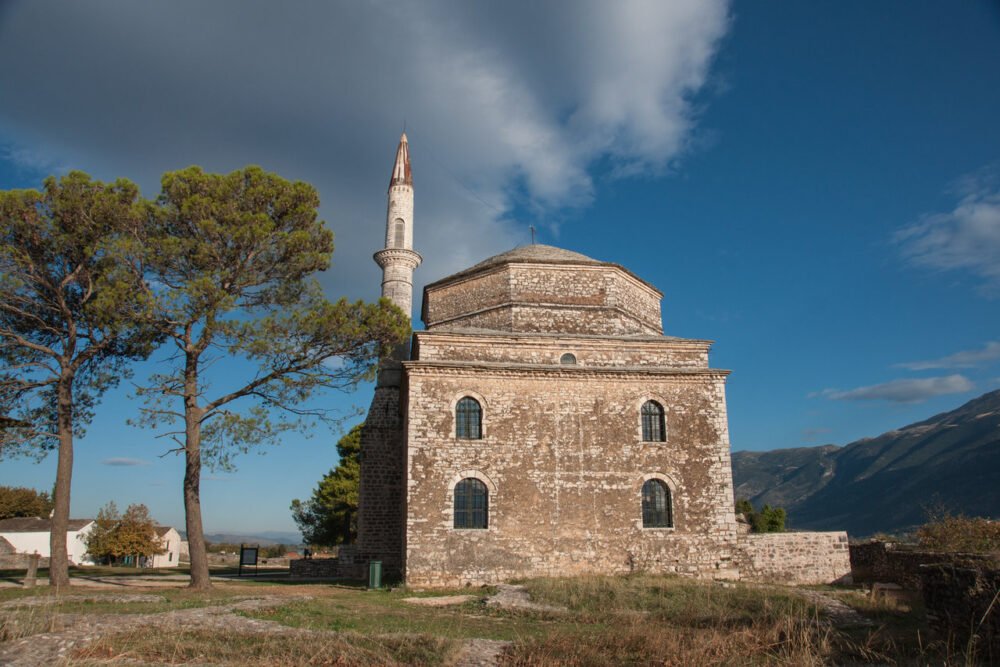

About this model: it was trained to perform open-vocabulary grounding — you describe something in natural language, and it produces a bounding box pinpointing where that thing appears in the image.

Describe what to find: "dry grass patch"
[73,627,455,666]
[0,605,61,642]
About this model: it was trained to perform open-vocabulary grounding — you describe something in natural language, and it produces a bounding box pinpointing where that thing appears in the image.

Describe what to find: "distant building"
[0,517,95,565]
[151,526,182,567]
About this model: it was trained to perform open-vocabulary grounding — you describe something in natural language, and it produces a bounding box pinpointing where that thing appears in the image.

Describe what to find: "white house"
[150,525,182,568]
[0,517,95,565]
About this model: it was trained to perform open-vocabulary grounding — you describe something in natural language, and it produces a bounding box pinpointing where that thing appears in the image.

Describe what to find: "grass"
[0,564,290,580]
[247,585,550,642]
[0,573,986,665]
[74,628,455,666]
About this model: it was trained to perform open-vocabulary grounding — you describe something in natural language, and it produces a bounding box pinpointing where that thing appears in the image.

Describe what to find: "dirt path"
[796,589,875,628]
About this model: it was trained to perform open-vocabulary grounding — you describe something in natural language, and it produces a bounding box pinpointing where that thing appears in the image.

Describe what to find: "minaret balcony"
[374,247,423,270]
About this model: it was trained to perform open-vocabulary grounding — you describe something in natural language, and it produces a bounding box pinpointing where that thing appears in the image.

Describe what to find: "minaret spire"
[374,133,422,320]
[389,132,412,189]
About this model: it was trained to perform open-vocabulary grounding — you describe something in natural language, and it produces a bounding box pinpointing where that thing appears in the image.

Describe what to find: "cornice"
[402,360,730,380]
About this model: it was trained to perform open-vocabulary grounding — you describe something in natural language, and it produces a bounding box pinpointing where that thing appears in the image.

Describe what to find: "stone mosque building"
[351,134,850,588]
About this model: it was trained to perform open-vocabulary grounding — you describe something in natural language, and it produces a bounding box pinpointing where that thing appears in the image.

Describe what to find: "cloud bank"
[816,375,974,404]
[0,0,730,311]
[897,341,1000,371]
[897,167,1000,296]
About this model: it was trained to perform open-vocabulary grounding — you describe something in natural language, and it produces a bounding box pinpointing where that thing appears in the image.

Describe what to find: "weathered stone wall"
[735,532,851,585]
[423,264,662,335]
[850,541,998,589]
[415,331,710,369]
[423,267,513,327]
[401,363,738,587]
[0,553,49,569]
[921,563,1000,660]
[289,557,340,578]
[355,361,407,579]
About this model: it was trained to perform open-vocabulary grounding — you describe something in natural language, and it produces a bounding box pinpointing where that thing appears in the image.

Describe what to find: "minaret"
[373,133,422,319]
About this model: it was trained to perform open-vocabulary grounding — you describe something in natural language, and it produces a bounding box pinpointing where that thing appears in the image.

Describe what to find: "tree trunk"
[49,373,74,589]
[183,352,211,590]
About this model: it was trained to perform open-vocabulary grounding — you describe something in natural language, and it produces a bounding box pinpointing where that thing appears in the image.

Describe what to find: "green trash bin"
[368,560,382,589]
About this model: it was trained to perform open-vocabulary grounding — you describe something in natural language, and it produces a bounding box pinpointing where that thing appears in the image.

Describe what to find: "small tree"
[291,424,361,546]
[735,498,787,533]
[0,486,54,519]
[0,173,156,587]
[85,502,166,565]
[84,501,121,565]
[137,166,409,589]
[116,503,166,565]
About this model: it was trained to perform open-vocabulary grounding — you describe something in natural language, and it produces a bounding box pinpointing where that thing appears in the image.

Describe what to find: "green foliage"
[133,165,409,587]
[916,513,1000,553]
[735,498,787,533]
[84,502,166,564]
[291,424,362,546]
[0,486,53,519]
[136,165,410,468]
[0,171,156,457]
[0,171,160,586]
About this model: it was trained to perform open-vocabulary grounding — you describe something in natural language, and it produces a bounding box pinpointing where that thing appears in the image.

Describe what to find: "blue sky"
[1,1,998,537]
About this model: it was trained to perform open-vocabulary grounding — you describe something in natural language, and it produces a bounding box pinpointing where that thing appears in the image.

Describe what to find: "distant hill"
[177,531,303,546]
[732,389,1000,537]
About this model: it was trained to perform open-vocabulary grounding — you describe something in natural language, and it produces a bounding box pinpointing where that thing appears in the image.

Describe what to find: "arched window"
[560,352,577,365]
[641,401,666,442]
[454,478,488,529]
[392,219,405,248]
[641,479,673,528]
[456,397,482,439]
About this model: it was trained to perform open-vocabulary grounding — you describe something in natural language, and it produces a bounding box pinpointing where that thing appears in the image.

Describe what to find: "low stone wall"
[289,557,341,578]
[0,553,49,569]
[735,531,851,585]
[850,541,997,589]
[920,563,1000,660]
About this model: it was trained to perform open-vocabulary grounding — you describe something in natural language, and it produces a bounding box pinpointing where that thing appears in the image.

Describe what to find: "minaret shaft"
[374,133,421,318]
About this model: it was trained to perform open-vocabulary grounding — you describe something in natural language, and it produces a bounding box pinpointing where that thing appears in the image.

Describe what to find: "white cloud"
[896,167,1000,295]
[896,340,1000,371]
[0,0,730,310]
[101,457,150,467]
[815,374,974,404]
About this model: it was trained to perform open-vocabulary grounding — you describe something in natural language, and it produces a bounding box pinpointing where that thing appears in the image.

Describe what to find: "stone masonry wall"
[423,264,662,335]
[0,553,49,569]
[415,332,710,369]
[850,541,998,589]
[735,532,852,585]
[401,364,738,587]
[921,563,1000,660]
[356,362,407,580]
[289,557,340,578]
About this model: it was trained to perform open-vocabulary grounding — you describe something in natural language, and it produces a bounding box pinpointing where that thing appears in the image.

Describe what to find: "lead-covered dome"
[421,244,664,335]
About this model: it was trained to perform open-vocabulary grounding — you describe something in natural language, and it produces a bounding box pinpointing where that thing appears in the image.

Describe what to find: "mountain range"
[731,389,1000,537]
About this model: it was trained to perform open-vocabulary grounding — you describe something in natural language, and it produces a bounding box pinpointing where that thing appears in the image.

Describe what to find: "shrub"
[916,514,1000,553]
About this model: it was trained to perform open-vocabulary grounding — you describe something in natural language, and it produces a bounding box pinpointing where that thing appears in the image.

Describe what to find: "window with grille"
[641,479,673,528]
[641,401,666,442]
[455,397,482,439]
[454,478,488,529]
[560,352,577,365]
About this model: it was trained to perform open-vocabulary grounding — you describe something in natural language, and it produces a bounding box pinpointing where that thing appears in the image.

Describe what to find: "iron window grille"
[456,397,482,439]
[454,478,489,529]
[641,479,673,528]
[641,401,666,442]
